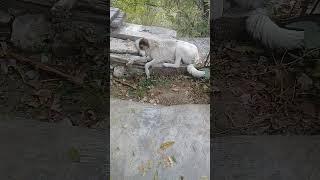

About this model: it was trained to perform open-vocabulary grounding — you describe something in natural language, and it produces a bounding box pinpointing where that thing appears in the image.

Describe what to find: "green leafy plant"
[112,0,209,37]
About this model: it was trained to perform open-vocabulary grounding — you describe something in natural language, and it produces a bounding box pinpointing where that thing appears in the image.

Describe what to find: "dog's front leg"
[139,50,146,57]
[145,59,161,79]
[163,55,182,68]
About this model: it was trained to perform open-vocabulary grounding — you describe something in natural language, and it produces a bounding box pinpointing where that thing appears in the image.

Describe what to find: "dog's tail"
[246,8,304,49]
[187,64,206,78]
[187,49,206,78]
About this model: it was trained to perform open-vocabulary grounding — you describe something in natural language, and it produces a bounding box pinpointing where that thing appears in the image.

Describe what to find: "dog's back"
[175,41,199,64]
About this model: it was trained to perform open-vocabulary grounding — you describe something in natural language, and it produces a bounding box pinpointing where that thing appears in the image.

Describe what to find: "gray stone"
[11,14,50,52]
[110,99,210,179]
[110,7,120,21]
[111,23,177,41]
[113,66,127,78]
[111,12,125,28]
[110,37,139,54]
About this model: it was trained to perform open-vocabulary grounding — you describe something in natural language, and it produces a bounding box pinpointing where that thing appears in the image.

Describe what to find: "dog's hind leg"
[162,55,182,68]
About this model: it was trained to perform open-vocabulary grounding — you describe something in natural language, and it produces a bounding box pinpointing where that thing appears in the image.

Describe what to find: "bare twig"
[300,0,311,16]
[113,78,137,89]
[7,52,83,85]
[280,49,288,64]
[291,80,297,102]
[286,48,320,66]
[310,0,320,14]
[12,66,40,89]
[289,0,298,16]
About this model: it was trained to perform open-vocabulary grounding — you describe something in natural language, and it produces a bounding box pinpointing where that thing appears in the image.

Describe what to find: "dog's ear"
[139,38,149,49]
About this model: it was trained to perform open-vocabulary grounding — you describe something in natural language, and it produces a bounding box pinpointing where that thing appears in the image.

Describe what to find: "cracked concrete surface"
[110,98,210,179]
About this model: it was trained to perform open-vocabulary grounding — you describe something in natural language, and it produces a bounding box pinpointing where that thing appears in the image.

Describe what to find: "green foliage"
[112,0,209,37]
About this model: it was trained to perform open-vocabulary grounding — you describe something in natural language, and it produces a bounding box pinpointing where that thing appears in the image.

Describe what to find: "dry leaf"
[146,160,153,169]
[153,170,158,180]
[160,141,175,151]
[200,176,208,180]
[171,88,179,92]
[27,100,40,108]
[163,156,174,168]
[138,164,146,176]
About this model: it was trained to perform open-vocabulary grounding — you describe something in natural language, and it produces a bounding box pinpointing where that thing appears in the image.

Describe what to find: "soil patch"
[212,42,320,136]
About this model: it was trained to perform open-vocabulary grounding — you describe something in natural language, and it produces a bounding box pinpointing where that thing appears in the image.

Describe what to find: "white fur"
[135,38,205,78]
[246,8,304,49]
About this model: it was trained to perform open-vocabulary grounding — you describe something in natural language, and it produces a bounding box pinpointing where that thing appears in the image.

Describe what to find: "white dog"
[133,38,205,78]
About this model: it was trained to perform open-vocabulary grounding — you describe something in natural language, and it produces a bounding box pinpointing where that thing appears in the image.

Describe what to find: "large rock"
[110,7,120,21]
[111,23,177,41]
[110,37,139,54]
[11,14,51,52]
[110,99,210,179]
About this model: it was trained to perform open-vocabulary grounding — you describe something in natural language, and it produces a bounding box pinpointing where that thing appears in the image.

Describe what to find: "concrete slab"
[110,37,139,54]
[111,23,177,41]
[0,118,107,179]
[110,99,210,179]
[213,136,320,180]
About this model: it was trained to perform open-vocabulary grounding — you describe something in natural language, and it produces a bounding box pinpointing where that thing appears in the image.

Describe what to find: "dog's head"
[139,38,149,50]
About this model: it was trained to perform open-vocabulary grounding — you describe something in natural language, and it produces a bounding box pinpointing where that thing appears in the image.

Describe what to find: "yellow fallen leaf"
[163,156,174,168]
[153,170,158,180]
[160,141,175,151]
[200,176,208,180]
[147,160,153,169]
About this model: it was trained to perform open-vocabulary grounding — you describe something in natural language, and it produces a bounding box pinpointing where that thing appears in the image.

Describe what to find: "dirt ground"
[1,42,319,136]
[110,74,210,106]
[0,51,109,129]
[212,42,320,136]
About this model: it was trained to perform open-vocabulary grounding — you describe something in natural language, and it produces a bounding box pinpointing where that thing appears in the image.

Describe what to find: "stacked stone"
[110,7,125,30]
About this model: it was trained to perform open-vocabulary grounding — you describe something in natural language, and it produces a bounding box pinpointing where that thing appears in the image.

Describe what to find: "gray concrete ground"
[214,136,320,180]
[110,99,210,179]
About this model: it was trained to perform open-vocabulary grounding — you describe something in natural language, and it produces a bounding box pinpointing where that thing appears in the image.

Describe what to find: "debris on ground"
[212,41,320,136]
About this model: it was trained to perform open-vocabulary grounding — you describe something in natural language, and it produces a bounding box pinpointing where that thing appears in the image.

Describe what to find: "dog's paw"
[163,63,169,67]
[145,70,150,79]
